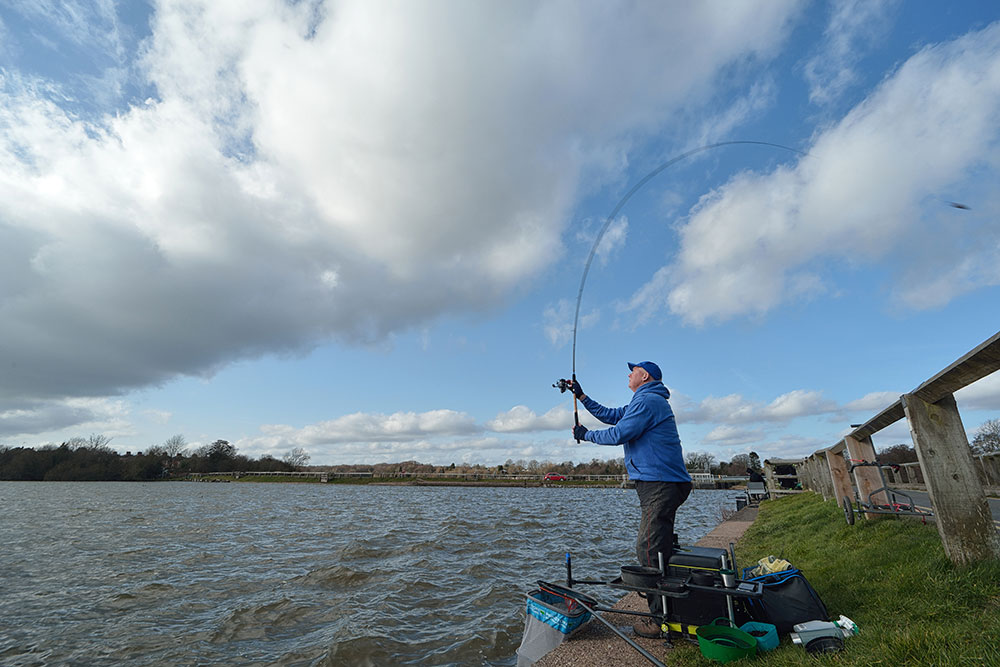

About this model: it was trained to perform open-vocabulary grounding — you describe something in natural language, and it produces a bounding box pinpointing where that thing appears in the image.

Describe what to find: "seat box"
[667,546,729,627]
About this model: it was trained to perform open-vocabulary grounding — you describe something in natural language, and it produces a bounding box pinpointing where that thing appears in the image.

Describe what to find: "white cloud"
[895,242,1000,309]
[844,391,901,412]
[234,430,615,468]
[956,371,1000,412]
[678,393,760,424]
[542,299,599,348]
[630,21,1000,325]
[693,77,778,145]
[702,425,765,446]
[763,389,839,420]
[678,389,840,425]
[486,405,568,433]
[258,409,480,447]
[0,397,130,439]
[0,1,805,411]
[6,0,124,54]
[803,0,899,105]
[596,217,629,266]
[239,435,499,466]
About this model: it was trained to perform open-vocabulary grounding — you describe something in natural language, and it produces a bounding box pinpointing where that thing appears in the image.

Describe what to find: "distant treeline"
[6,418,994,484]
[0,442,638,482]
[303,457,631,477]
[0,437,294,482]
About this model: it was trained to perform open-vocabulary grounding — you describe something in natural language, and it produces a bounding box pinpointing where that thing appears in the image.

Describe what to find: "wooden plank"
[903,391,1000,565]
[910,330,1000,404]
[848,399,905,442]
[826,444,852,507]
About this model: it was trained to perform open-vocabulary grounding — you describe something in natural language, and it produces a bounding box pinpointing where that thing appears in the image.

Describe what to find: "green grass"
[660,493,1000,665]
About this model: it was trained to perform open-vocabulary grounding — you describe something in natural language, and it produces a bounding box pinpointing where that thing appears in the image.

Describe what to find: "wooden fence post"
[986,453,1000,488]
[902,392,1000,565]
[826,443,852,506]
[844,434,887,518]
[800,457,817,496]
[816,453,834,500]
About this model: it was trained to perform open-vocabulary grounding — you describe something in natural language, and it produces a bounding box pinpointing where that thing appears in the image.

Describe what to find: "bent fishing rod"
[553,140,808,439]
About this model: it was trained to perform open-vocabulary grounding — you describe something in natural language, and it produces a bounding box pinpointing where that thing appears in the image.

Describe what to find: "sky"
[1,0,999,467]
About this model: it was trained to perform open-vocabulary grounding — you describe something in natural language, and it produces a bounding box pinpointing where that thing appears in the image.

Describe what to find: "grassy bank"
[663,493,1000,665]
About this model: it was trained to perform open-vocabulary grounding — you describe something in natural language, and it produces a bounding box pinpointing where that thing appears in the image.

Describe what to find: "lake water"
[0,482,743,665]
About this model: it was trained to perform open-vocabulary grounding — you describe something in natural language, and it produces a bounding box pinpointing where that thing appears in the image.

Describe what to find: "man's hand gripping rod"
[552,375,581,443]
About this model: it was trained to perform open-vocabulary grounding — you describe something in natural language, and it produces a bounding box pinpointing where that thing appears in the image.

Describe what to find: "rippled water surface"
[0,482,742,665]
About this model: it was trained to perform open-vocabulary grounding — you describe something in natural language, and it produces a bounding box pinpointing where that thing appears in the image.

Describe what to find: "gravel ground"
[531,505,760,666]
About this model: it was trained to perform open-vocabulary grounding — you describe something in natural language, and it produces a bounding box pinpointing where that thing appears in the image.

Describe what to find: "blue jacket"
[580,381,690,483]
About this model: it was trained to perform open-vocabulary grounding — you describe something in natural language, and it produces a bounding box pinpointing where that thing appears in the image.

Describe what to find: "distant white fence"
[188,470,745,486]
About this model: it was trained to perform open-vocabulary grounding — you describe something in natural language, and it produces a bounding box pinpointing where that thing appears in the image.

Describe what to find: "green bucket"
[696,617,758,663]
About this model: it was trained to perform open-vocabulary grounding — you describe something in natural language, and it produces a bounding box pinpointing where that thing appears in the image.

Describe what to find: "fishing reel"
[552,378,571,393]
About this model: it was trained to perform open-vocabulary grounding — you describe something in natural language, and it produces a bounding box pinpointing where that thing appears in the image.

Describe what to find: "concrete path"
[532,505,760,667]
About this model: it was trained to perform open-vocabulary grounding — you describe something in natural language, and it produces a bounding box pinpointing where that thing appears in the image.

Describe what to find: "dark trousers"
[635,480,692,614]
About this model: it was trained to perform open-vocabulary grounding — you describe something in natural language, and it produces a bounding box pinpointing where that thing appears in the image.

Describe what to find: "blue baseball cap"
[627,361,662,381]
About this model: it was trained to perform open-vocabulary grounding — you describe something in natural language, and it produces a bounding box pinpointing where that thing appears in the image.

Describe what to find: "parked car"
[543,473,567,481]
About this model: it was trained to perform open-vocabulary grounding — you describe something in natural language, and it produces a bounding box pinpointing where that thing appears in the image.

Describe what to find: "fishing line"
[554,140,808,441]
[570,140,809,377]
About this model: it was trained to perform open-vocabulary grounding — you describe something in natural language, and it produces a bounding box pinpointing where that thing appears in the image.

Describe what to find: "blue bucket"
[740,621,778,651]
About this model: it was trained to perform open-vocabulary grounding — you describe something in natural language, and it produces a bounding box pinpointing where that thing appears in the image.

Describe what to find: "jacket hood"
[637,380,670,400]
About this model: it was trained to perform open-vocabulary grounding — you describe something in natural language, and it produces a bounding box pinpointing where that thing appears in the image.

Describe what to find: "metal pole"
[722,552,735,625]
[576,599,666,667]
[657,551,667,626]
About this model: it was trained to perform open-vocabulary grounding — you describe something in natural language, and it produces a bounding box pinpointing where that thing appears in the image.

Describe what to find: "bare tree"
[729,453,751,472]
[971,418,1000,455]
[64,437,88,450]
[162,434,188,457]
[685,451,716,472]
[283,447,311,468]
[67,434,112,451]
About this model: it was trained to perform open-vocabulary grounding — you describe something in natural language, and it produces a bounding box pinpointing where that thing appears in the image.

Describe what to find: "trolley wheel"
[843,496,855,525]
[805,636,844,654]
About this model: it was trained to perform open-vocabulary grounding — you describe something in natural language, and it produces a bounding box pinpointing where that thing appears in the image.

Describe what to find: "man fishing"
[569,361,692,639]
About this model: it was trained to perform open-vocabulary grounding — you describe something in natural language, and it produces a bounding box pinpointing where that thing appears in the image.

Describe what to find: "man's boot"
[632,617,661,638]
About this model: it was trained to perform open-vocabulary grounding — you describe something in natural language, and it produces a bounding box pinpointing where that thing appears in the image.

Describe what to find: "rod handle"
[573,374,581,443]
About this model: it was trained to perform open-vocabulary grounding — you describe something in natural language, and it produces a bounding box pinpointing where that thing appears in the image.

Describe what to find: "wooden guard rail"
[764,330,1000,565]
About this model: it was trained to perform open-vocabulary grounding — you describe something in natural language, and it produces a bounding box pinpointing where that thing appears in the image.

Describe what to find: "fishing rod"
[553,140,808,436]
